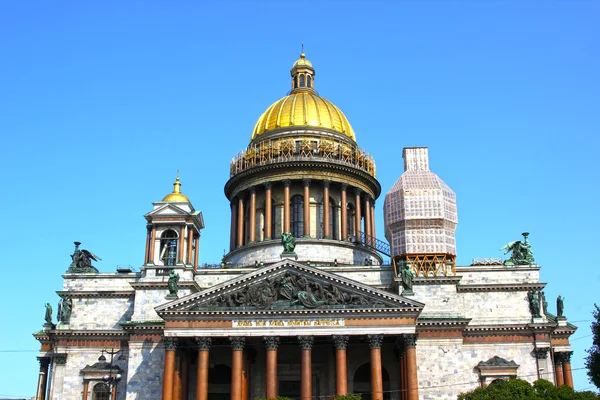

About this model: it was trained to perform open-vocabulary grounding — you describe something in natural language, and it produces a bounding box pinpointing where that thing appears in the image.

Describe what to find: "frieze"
[233,319,344,328]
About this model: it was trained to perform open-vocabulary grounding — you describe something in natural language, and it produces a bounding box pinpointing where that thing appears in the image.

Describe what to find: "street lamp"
[100,348,122,400]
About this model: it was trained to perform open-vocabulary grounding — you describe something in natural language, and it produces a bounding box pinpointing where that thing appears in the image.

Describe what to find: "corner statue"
[44,303,53,327]
[400,264,417,295]
[500,232,535,266]
[166,269,180,298]
[557,295,565,317]
[67,241,101,273]
[281,232,296,253]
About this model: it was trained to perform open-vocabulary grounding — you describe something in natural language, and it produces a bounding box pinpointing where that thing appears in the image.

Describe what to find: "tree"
[456,379,598,400]
[586,304,600,390]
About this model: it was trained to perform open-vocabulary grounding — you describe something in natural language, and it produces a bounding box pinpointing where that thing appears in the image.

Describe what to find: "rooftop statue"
[57,297,72,324]
[44,303,53,327]
[167,269,180,298]
[557,295,565,317]
[400,263,417,295]
[500,232,535,266]
[67,241,101,273]
[281,232,297,253]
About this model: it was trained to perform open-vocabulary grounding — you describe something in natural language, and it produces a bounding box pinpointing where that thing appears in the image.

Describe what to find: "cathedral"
[33,53,576,400]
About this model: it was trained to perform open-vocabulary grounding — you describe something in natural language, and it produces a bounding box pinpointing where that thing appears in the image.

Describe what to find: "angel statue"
[281,232,296,253]
[67,242,101,273]
[500,232,535,266]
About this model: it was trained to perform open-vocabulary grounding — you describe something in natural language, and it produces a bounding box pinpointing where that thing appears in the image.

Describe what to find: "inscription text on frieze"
[232,319,344,328]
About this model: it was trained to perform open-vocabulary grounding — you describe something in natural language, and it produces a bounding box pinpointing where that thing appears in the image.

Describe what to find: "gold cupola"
[251,51,356,142]
[162,176,190,203]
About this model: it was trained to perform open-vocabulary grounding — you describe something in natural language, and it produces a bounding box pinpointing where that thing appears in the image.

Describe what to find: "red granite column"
[195,338,211,400]
[149,226,156,264]
[371,201,376,241]
[404,334,419,400]
[563,352,574,388]
[400,353,407,400]
[173,351,182,400]
[230,201,237,251]
[162,338,178,400]
[193,235,199,269]
[186,226,194,265]
[341,184,348,239]
[237,196,245,247]
[144,227,151,264]
[264,336,280,398]
[230,337,246,400]
[265,183,273,240]
[303,179,311,237]
[299,336,314,400]
[178,225,185,263]
[82,379,90,400]
[181,352,190,400]
[283,180,291,233]
[368,335,384,400]
[249,187,256,243]
[241,354,248,400]
[323,180,331,238]
[36,357,51,400]
[333,335,349,395]
[364,197,372,241]
[354,189,362,240]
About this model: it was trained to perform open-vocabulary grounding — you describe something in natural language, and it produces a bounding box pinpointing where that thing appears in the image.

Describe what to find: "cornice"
[53,329,128,338]
[129,281,200,290]
[412,276,462,285]
[456,283,546,292]
[161,308,421,319]
[56,290,134,298]
[121,320,165,331]
[464,323,557,335]
[417,317,471,328]
[455,265,540,273]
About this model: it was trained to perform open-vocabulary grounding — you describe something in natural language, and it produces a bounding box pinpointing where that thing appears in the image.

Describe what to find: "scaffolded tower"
[384,147,458,276]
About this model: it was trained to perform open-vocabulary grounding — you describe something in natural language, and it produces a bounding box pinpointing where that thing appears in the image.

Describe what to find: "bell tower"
[143,176,205,269]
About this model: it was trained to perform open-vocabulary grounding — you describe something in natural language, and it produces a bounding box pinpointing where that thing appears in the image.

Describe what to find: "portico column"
[187,226,194,265]
[149,226,156,264]
[195,338,211,400]
[368,334,384,400]
[230,201,237,251]
[303,179,311,237]
[364,196,372,242]
[249,187,256,243]
[323,180,331,239]
[237,196,245,247]
[400,353,407,400]
[333,335,349,395]
[283,180,291,233]
[230,337,246,400]
[563,352,574,388]
[298,336,314,400]
[264,336,280,398]
[265,183,273,240]
[554,353,564,386]
[162,338,178,400]
[36,356,50,400]
[181,352,190,400]
[174,351,182,400]
[179,225,186,263]
[354,189,362,241]
[193,235,199,269]
[82,379,90,400]
[341,184,348,239]
[404,334,419,400]
[144,227,151,264]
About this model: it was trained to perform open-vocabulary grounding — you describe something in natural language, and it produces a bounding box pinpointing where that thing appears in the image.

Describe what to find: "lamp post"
[101,348,122,400]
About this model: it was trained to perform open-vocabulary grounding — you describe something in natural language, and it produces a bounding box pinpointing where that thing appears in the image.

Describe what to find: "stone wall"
[126,341,164,400]
[69,297,134,330]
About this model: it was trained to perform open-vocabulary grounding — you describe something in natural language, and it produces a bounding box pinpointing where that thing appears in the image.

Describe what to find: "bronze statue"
[44,303,53,326]
[500,232,535,266]
[167,270,180,298]
[281,232,296,253]
[528,290,541,318]
[58,297,73,324]
[557,295,565,317]
[67,241,101,273]
[400,264,416,294]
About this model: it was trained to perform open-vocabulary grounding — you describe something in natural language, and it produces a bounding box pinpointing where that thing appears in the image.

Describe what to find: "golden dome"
[251,92,355,141]
[162,177,190,202]
[292,52,312,68]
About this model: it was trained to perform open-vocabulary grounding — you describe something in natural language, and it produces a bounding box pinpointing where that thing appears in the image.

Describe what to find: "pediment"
[156,260,424,316]
[145,203,189,217]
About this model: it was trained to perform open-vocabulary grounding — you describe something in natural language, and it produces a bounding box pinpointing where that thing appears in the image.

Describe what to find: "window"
[291,195,304,238]
[307,75,312,88]
[159,229,178,266]
[93,382,110,400]
[299,74,305,87]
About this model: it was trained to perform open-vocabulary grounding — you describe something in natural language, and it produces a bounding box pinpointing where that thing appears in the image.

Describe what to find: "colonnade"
[554,351,574,388]
[144,224,201,269]
[229,180,377,250]
[161,334,419,400]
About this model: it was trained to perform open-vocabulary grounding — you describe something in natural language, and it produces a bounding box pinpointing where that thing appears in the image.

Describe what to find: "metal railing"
[353,230,391,257]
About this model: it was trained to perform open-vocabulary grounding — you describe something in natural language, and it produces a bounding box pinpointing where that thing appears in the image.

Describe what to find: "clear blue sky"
[0,0,598,397]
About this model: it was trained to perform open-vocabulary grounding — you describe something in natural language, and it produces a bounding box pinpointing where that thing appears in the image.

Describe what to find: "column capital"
[230,336,246,350]
[371,199,376,207]
[264,336,280,350]
[367,334,384,349]
[298,335,314,350]
[54,353,68,365]
[264,182,273,190]
[283,179,292,188]
[332,335,349,350]
[534,347,549,359]
[353,187,362,196]
[302,178,311,187]
[163,337,179,351]
[323,180,331,189]
[37,356,51,368]
[195,337,212,351]
[340,183,348,191]
[556,351,573,363]
[403,333,418,348]
[249,186,256,194]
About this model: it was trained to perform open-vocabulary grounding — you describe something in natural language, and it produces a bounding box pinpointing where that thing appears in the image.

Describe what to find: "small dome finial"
[162,172,190,202]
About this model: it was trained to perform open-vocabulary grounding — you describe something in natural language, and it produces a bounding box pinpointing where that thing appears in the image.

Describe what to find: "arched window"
[93,382,110,400]
[294,75,299,89]
[347,203,355,239]
[307,75,312,88]
[291,195,304,238]
[160,229,178,266]
[299,74,305,87]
